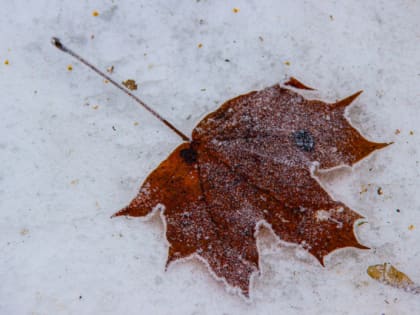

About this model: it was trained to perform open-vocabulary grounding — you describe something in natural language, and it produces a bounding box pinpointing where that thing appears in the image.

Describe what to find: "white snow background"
[1,1,419,314]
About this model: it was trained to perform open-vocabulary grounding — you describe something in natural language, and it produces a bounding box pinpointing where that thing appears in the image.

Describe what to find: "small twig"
[51,37,190,142]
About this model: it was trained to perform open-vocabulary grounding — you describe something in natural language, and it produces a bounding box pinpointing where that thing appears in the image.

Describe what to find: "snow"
[1,0,419,314]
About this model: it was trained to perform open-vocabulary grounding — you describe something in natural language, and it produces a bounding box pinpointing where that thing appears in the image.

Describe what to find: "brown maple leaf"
[50,38,388,298]
[113,78,389,297]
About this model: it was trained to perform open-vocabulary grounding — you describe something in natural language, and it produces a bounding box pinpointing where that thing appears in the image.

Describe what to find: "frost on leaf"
[113,79,389,297]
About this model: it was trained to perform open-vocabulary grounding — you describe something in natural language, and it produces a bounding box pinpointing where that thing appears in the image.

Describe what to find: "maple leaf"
[50,38,389,298]
[113,78,389,297]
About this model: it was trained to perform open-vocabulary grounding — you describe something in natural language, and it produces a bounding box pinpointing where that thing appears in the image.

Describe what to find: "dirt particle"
[408,224,415,231]
[377,187,383,195]
[106,65,114,74]
[92,10,99,17]
[409,130,414,135]
[395,129,401,135]
[198,43,203,48]
[20,228,29,236]
[92,105,99,110]
[233,8,240,13]
[133,121,139,126]
[122,79,138,91]
[4,59,9,65]
[284,61,291,66]
[67,65,73,71]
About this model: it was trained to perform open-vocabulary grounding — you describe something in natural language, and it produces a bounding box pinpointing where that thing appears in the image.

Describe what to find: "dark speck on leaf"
[180,148,197,164]
[292,130,315,152]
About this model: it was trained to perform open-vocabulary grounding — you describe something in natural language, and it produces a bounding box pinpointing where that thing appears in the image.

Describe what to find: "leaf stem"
[51,37,190,142]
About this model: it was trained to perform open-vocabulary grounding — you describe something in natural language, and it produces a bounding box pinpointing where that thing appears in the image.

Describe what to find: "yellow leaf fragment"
[122,79,138,91]
[367,263,414,289]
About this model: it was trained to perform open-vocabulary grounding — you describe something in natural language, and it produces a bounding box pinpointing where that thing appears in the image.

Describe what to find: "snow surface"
[1,1,419,314]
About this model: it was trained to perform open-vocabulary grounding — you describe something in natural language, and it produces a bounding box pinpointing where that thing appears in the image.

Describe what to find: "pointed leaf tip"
[333,90,363,109]
[164,257,173,271]
[284,77,315,90]
[165,250,179,270]
[365,141,392,155]
[355,243,370,250]
[111,207,130,218]
[375,141,393,150]
[319,256,326,267]
[241,287,250,299]
[374,143,392,153]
